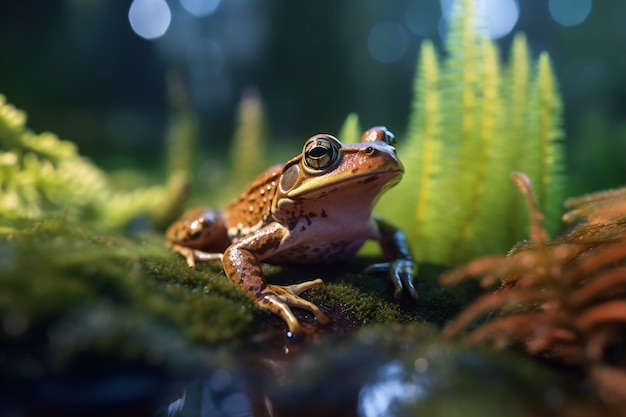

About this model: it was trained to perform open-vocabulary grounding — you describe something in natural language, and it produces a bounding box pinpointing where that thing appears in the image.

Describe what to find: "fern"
[528,53,565,235]
[227,88,268,194]
[384,39,444,262]
[378,0,565,265]
[503,34,533,239]
[338,112,361,144]
[151,72,197,227]
[0,94,182,230]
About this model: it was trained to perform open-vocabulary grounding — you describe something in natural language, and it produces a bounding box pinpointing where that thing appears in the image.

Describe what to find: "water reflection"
[155,332,574,417]
[163,377,254,417]
[357,360,426,417]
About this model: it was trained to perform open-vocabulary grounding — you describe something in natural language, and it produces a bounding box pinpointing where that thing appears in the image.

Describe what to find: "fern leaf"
[0,95,172,229]
[411,40,444,261]
[0,95,27,135]
[379,0,565,265]
[528,53,565,235]
[504,33,533,241]
[450,38,511,262]
[228,88,267,193]
[0,95,76,162]
[389,39,445,262]
[151,72,198,227]
[438,0,485,263]
[338,112,361,144]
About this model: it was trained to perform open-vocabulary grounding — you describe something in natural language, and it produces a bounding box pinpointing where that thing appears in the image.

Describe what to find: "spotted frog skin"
[166,127,417,336]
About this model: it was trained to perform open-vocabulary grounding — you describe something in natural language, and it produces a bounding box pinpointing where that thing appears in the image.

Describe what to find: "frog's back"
[223,164,282,239]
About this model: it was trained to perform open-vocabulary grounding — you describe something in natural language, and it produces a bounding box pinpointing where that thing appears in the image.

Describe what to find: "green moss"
[0,220,254,348]
[0,218,471,357]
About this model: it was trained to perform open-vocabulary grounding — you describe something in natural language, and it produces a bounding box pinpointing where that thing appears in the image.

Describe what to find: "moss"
[0,217,471,369]
[319,276,409,325]
[0,220,255,350]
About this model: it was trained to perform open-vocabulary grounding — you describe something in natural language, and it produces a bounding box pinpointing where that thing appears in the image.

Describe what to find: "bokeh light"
[549,0,592,27]
[483,0,519,39]
[188,38,225,79]
[405,0,440,37]
[179,0,220,17]
[439,0,519,40]
[128,0,171,40]
[367,22,409,64]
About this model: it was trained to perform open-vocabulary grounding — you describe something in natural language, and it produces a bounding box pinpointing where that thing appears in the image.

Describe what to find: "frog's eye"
[361,126,395,146]
[302,135,341,173]
[383,129,396,146]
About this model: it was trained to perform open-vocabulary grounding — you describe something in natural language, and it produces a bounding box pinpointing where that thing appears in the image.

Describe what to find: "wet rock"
[162,324,596,417]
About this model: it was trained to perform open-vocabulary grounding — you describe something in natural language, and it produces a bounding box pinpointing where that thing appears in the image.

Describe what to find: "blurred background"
[0,0,624,195]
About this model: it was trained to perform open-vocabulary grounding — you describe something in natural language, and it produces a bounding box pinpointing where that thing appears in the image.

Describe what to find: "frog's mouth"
[288,167,403,199]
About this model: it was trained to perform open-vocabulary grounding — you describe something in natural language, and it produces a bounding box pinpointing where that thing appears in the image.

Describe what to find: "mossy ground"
[3,219,609,417]
[0,219,478,377]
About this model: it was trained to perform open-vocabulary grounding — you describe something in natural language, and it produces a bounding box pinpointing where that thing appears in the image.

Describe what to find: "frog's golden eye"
[302,135,341,173]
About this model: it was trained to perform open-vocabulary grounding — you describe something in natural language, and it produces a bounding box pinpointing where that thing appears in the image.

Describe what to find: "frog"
[166,126,417,336]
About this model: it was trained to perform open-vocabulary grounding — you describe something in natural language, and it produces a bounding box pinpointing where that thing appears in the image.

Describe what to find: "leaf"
[528,53,565,236]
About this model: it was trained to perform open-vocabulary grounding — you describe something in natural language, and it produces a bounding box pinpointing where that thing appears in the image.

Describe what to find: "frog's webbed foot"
[167,243,223,268]
[260,279,329,336]
[363,259,419,300]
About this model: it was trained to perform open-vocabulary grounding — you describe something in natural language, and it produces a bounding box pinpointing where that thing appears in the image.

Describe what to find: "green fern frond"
[385,39,445,262]
[504,33,533,240]
[164,72,197,178]
[0,95,176,230]
[338,112,361,144]
[438,0,486,263]
[410,40,442,260]
[151,73,198,227]
[0,95,77,162]
[228,88,267,193]
[450,38,511,262]
[379,0,565,265]
[528,53,565,236]
[97,185,170,229]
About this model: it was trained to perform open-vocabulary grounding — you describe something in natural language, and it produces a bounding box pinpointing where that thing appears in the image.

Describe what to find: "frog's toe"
[395,269,418,300]
[281,278,326,295]
[262,281,329,334]
[262,295,305,335]
[168,243,223,268]
[363,261,419,300]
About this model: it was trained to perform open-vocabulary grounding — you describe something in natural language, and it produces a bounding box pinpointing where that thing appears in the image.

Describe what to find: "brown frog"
[166,127,417,336]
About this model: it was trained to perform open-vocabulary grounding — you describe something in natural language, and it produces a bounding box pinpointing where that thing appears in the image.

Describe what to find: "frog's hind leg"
[167,243,223,268]
[166,208,230,267]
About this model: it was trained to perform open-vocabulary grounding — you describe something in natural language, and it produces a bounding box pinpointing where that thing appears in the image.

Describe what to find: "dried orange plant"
[441,173,626,404]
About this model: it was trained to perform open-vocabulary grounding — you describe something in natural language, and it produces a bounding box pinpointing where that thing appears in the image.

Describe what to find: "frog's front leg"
[364,215,419,300]
[222,223,329,336]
